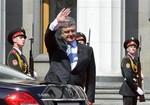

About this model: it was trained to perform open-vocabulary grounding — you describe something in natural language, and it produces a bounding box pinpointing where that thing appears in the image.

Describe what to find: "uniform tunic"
[119,53,139,105]
[7,47,28,74]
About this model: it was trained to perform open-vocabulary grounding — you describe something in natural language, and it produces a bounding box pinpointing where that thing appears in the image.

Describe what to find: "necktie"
[67,44,78,70]
[67,44,74,63]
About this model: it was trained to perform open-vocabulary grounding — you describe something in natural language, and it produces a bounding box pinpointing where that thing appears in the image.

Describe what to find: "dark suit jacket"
[119,54,138,96]
[44,25,96,102]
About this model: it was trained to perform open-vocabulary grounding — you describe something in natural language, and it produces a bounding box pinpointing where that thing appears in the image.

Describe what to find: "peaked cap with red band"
[76,32,86,43]
[8,27,27,45]
[124,37,139,49]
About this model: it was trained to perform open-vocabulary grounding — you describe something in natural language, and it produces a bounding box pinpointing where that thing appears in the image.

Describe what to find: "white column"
[22,0,34,62]
[139,0,150,77]
[111,0,122,75]
[77,0,122,76]
[0,0,6,64]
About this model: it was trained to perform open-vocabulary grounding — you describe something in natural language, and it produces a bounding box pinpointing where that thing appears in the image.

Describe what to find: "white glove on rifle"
[137,72,144,79]
[27,71,37,79]
[141,73,144,79]
[33,71,37,78]
[137,87,144,95]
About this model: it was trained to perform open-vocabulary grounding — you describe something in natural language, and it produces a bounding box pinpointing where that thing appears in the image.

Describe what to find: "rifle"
[87,28,91,46]
[29,37,34,78]
[137,35,145,102]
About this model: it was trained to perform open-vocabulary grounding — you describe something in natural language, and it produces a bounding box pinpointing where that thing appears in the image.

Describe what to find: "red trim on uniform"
[76,36,84,41]
[12,32,24,40]
[127,41,137,47]
[126,55,131,59]
[11,50,17,53]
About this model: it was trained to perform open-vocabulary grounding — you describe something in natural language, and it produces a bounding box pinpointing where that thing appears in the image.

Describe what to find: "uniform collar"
[13,47,22,55]
[128,52,135,59]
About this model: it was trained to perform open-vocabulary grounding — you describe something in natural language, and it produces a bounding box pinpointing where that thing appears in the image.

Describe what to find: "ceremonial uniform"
[7,48,28,74]
[119,53,139,105]
[7,27,28,74]
[119,37,144,105]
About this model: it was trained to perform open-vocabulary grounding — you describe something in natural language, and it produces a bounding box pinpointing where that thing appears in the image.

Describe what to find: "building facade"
[0,0,150,90]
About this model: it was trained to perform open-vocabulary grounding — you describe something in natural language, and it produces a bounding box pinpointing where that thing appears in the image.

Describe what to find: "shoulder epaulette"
[126,55,130,58]
[124,55,131,59]
[11,50,17,53]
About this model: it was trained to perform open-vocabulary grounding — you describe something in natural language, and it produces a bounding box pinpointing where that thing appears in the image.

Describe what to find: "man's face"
[13,36,26,47]
[61,25,76,43]
[127,45,137,55]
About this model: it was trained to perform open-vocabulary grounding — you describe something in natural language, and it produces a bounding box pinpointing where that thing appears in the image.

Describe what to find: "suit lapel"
[76,44,84,67]
[59,40,72,71]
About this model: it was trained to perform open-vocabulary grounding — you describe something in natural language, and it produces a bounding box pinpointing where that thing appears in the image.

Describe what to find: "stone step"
[95,89,150,100]
[94,87,150,105]
[94,77,150,105]
[94,101,150,105]
[95,89,119,94]
[96,89,150,93]
[95,94,122,100]
[96,81,122,89]
[95,94,150,101]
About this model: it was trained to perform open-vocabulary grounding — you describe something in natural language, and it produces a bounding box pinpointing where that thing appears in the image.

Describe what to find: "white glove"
[136,87,144,95]
[33,71,37,78]
[137,72,144,79]
[27,73,31,77]
[27,71,37,79]
[141,73,144,79]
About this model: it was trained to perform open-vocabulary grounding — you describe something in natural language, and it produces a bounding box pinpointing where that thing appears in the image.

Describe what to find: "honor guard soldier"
[119,37,144,105]
[7,27,28,74]
[76,32,87,45]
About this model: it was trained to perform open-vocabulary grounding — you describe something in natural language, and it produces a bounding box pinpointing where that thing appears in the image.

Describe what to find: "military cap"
[8,27,27,45]
[124,37,139,49]
[76,32,86,43]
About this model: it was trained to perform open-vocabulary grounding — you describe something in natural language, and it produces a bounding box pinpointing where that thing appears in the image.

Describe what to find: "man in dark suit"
[119,37,144,105]
[7,27,28,74]
[44,8,96,105]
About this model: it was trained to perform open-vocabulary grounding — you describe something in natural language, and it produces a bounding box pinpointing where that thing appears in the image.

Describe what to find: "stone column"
[22,0,33,62]
[139,0,150,89]
[0,0,6,64]
[77,0,122,76]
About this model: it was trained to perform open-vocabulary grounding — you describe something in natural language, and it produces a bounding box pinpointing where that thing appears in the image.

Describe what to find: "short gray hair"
[60,16,76,28]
